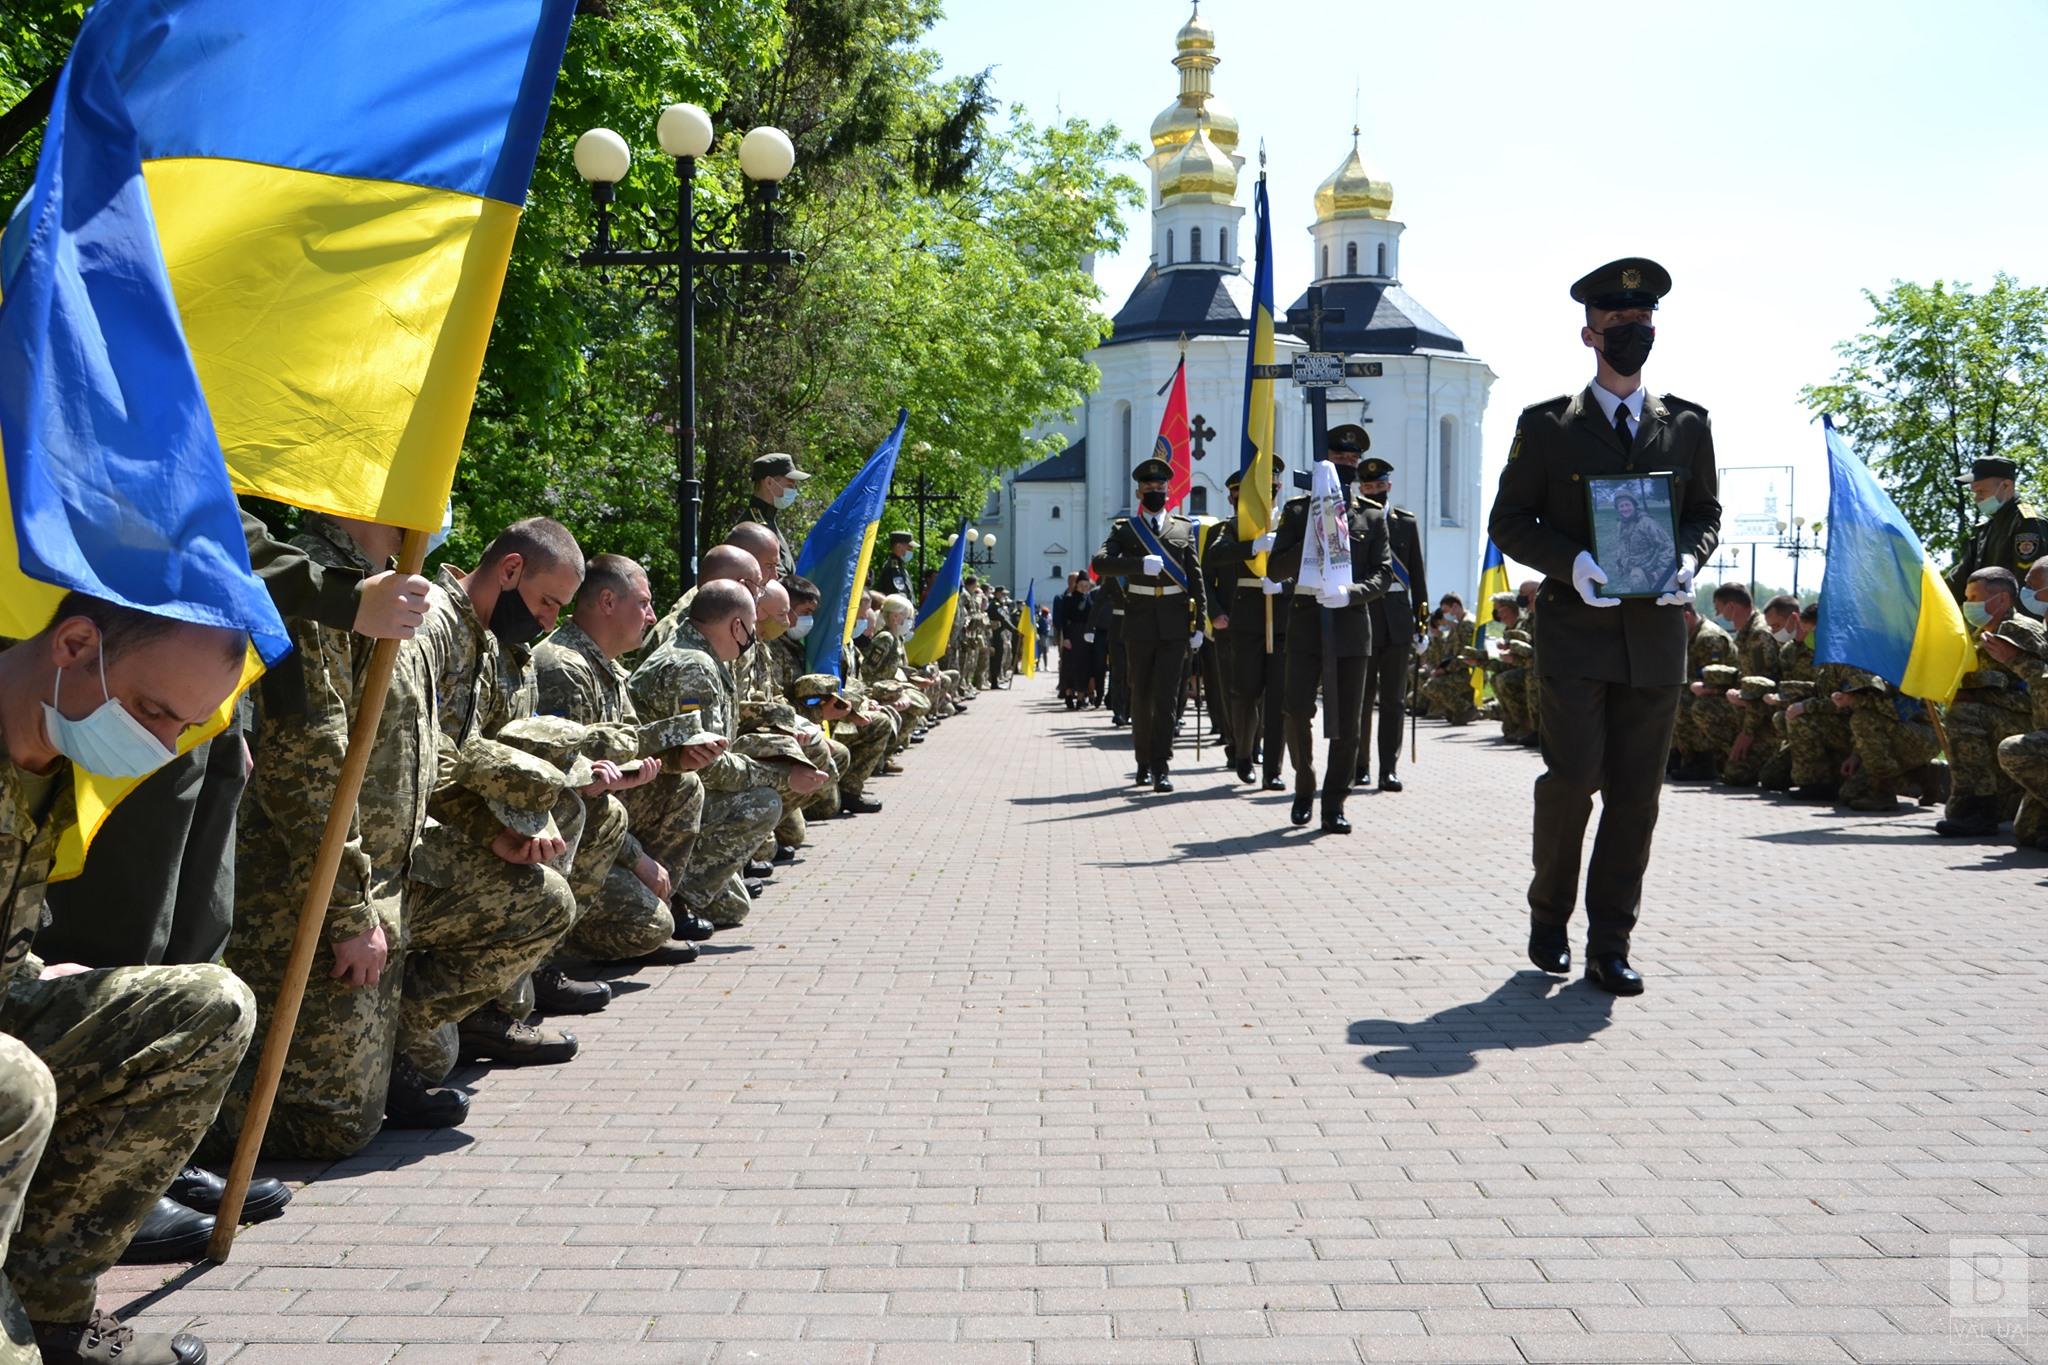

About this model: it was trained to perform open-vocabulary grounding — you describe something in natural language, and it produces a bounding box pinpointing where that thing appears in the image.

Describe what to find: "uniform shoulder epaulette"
[1283,493,1309,509]
[1389,506,1416,520]
[1520,395,1570,418]
[1660,393,1709,418]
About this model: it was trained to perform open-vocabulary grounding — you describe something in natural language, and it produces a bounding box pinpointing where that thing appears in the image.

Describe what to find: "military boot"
[385,1052,470,1129]
[532,964,610,1015]
[35,1312,206,1365]
[1935,795,2003,838]
[457,1008,578,1066]
[1909,762,1951,807]
[2013,797,2048,851]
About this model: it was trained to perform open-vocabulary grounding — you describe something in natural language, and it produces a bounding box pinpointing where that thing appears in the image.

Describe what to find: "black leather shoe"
[1152,772,1173,793]
[843,793,883,814]
[1134,767,1151,786]
[1527,927,1570,975]
[385,1054,470,1130]
[1587,955,1644,995]
[1290,795,1313,826]
[672,906,716,941]
[744,878,768,897]
[1235,764,1254,785]
[1379,774,1403,792]
[167,1163,290,1223]
[35,1309,207,1365]
[1320,812,1352,834]
[533,965,610,1015]
[632,940,700,965]
[117,1195,214,1264]
[1353,766,1370,787]
[1263,776,1286,792]
[743,859,775,879]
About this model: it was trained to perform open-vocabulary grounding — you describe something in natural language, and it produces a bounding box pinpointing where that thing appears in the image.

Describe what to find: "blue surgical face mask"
[775,486,800,510]
[1962,600,1993,628]
[852,617,870,638]
[2022,587,2047,617]
[1977,494,2007,518]
[43,649,178,779]
[788,615,814,641]
[1713,616,1734,633]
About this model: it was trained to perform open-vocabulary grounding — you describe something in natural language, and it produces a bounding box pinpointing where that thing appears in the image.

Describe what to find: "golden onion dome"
[1160,118,1237,200]
[1176,4,1216,51]
[1314,130,1395,221]
[1149,92,1239,155]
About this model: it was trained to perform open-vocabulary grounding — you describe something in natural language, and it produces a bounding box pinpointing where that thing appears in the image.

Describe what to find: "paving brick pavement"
[99,677,2048,1363]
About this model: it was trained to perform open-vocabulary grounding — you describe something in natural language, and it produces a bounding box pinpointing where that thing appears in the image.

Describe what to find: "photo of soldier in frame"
[1585,472,1680,598]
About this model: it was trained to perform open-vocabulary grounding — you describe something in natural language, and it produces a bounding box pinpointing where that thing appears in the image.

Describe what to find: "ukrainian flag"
[1472,539,1511,706]
[0,0,290,874]
[1813,417,1971,703]
[795,410,908,677]
[907,520,969,668]
[1234,174,1277,573]
[122,0,576,528]
[1019,581,1038,679]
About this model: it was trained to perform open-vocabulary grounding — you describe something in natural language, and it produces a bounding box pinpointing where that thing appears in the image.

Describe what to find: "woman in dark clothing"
[1055,574,1095,709]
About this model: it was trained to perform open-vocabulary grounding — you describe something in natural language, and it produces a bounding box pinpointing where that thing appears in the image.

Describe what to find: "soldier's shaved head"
[699,545,763,594]
[726,522,781,579]
[688,578,756,629]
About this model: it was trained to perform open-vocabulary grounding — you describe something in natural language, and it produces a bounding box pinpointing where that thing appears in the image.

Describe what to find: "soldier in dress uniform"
[1091,457,1206,792]
[1266,425,1395,833]
[1486,257,1720,996]
[742,452,809,578]
[874,530,916,599]
[1354,455,1426,791]
[1202,462,1288,788]
[1945,457,2048,615]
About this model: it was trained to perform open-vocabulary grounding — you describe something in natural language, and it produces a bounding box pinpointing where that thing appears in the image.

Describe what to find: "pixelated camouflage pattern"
[0,1034,54,1355]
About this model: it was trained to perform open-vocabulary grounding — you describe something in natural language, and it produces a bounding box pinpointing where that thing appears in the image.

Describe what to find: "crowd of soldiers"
[0,450,1019,1365]
[1446,455,2048,852]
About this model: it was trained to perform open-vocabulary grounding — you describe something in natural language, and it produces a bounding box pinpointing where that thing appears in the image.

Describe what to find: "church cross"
[1288,284,1347,352]
[1189,413,1218,461]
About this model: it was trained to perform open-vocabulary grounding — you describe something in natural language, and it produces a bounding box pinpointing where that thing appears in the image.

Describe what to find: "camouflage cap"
[1700,664,1740,688]
[1737,675,1776,703]
[1490,591,1519,607]
[459,739,567,840]
[1776,679,1815,702]
[638,711,719,755]
[734,730,817,769]
[494,716,596,789]
[790,673,847,703]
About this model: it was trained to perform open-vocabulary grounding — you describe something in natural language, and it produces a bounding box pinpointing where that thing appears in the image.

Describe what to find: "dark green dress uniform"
[1360,460,1427,789]
[1194,521,1235,759]
[874,533,916,599]
[1267,477,1395,828]
[1945,459,2048,616]
[1205,469,1291,787]
[1093,477,1206,784]
[1488,312,1721,962]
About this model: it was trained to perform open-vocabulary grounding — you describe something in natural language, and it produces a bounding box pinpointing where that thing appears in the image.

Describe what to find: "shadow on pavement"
[1025,783,1242,826]
[1348,971,1614,1078]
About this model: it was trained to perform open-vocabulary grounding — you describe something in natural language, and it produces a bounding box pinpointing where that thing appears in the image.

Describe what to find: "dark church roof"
[1279,281,1465,355]
[1015,438,1086,482]
[1103,265,1247,347]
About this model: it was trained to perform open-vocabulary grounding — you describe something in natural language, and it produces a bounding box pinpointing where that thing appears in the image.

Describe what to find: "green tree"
[1802,275,2048,563]
[0,0,86,207]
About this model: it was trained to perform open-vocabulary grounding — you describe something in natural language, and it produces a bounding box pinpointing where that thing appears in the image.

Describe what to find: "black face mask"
[488,580,545,647]
[733,623,757,657]
[1335,462,1357,490]
[1596,321,1655,377]
[1518,594,1534,609]
[1138,488,1167,513]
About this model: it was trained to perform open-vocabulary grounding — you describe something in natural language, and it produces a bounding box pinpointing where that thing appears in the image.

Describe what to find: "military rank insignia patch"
[1507,431,1523,463]
[2018,534,2040,562]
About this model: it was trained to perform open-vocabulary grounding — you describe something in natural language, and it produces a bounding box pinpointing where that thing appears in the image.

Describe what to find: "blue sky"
[927,0,2048,588]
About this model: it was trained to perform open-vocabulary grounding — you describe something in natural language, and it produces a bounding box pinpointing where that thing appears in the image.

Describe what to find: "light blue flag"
[795,409,908,676]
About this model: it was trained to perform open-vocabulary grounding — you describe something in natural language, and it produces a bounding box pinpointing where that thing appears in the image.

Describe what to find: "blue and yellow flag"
[795,410,908,676]
[1814,417,1971,703]
[1019,581,1038,678]
[1471,538,1511,706]
[907,520,969,668]
[1234,174,1278,573]
[124,0,576,528]
[0,0,291,874]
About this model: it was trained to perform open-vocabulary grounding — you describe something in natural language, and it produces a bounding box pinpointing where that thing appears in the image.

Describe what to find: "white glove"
[1189,631,1205,651]
[1571,550,1621,608]
[1261,577,1283,596]
[1253,533,1276,554]
[1142,554,1164,576]
[1083,631,1095,643]
[1655,554,1696,607]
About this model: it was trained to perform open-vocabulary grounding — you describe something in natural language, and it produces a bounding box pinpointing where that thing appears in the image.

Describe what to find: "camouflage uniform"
[404,564,578,1069]
[1491,625,1536,740]
[0,1034,54,1355]
[1785,662,1859,789]
[1994,622,2048,845]
[1675,617,1735,763]
[860,627,932,740]
[1420,619,1479,723]
[0,759,256,1326]
[735,627,842,846]
[1758,631,1817,790]
[629,625,784,926]
[1941,618,2042,813]
[1718,617,1783,786]
[212,517,405,1160]
[1840,678,1943,811]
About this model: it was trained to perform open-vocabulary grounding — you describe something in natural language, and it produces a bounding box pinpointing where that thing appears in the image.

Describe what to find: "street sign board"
[1292,352,1344,387]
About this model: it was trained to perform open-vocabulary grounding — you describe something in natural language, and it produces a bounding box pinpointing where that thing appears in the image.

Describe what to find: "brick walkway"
[104,676,2047,1363]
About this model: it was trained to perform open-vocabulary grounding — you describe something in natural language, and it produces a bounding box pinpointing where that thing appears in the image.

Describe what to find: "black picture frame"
[1584,472,1681,599]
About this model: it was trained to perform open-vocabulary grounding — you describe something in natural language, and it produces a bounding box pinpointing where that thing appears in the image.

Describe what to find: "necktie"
[1614,403,1634,452]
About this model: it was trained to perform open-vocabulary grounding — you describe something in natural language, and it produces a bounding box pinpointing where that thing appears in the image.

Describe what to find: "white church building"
[994,4,1494,608]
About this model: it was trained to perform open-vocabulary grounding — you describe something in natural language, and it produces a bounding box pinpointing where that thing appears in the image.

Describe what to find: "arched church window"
[1166,230,1174,265]
[1346,242,1358,275]
[1218,229,1228,263]
[1118,402,1133,474]
[1439,416,1460,526]
[1050,505,1061,520]
[1321,245,1329,278]
[1190,486,1208,515]
[1190,226,1203,261]
[1378,243,1388,276]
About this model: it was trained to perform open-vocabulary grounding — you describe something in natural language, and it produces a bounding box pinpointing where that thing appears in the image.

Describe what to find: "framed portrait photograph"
[1584,472,1681,599]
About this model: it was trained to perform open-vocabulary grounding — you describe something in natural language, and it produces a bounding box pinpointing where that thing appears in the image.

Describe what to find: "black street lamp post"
[570,105,801,591]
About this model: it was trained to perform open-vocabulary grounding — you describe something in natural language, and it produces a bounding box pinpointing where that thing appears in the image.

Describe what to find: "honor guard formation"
[0,436,1037,1364]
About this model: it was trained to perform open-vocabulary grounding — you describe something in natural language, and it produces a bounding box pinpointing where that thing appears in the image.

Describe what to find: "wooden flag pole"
[209,529,430,1261]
